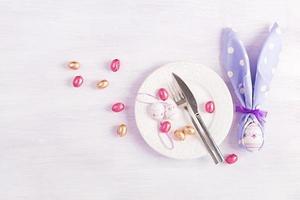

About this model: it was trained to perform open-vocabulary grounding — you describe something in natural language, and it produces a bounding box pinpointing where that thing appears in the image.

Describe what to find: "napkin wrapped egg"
[221,23,282,152]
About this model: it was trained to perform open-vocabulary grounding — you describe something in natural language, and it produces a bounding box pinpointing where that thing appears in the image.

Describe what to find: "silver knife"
[172,73,225,162]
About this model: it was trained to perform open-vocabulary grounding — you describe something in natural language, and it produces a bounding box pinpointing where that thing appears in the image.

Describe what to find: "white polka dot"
[268,24,273,32]
[265,91,269,97]
[239,59,245,66]
[275,27,281,35]
[279,52,283,60]
[227,47,234,54]
[226,24,237,32]
[263,57,268,64]
[246,70,251,76]
[260,85,267,92]
[227,71,234,78]
[269,43,274,50]
[239,87,245,94]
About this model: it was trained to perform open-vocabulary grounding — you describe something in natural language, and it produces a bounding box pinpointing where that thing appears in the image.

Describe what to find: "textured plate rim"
[134,62,233,159]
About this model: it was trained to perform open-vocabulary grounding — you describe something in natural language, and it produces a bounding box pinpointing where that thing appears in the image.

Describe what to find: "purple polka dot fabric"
[220,23,282,149]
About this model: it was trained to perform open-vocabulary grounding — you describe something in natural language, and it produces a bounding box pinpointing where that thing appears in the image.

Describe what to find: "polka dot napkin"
[220,23,282,152]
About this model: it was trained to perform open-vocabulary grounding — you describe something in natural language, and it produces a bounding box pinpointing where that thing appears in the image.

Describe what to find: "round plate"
[135,62,233,159]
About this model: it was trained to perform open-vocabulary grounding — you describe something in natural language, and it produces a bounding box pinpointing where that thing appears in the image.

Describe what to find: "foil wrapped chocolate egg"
[205,101,215,113]
[183,125,195,135]
[72,75,84,87]
[96,80,109,89]
[110,59,120,72]
[225,154,238,164]
[159,121,171,133]
[68,61,80,70]
[117,124,127,137]
[112,102,125,112]
[174,130,185,141]
[157,88,169,101]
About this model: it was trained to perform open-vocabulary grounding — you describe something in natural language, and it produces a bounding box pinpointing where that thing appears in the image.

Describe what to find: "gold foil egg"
[117,124,127,137]
[68,61,80,70]
[174,130,185,141]
[96,80,109,89]
[183,125,195,135]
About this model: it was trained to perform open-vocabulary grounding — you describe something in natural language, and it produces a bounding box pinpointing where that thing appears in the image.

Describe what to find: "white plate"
[135,62,233,159]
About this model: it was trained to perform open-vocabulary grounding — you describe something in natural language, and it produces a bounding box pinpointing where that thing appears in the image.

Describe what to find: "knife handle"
[185,107,220,164]
[195,113,225,162]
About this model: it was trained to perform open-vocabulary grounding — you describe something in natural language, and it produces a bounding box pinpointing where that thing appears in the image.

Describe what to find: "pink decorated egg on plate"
[157,88,169,101]
[205,101,215,113]
[159,121,171,133]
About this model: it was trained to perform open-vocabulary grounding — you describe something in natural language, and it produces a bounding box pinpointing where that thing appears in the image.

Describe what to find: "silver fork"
[168,83,220,164]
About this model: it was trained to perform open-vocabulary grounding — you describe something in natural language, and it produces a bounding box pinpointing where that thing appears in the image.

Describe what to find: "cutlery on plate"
[169,81,219,164]
[171,73,225,163]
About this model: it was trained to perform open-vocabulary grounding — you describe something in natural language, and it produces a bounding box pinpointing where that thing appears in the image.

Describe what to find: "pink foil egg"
[225,154,238,164]
[157,88,169,101]
[72,75,84,88]
[205,101,215,113]
[112,102,125,112]
[110,59,120,72]
[159,121,171,133]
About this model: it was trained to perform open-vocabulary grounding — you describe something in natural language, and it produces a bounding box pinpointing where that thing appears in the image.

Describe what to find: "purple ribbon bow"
[236,106,268,123]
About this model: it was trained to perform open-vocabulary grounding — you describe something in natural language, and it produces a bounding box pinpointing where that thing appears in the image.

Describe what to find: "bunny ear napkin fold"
[221,23,282,152]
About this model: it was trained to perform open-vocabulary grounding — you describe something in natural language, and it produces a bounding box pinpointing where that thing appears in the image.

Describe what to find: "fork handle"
[195,113,225,162]
[185,107,220,164]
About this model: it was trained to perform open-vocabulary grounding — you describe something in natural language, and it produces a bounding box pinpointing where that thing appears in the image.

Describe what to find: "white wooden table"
[0,0,299,199]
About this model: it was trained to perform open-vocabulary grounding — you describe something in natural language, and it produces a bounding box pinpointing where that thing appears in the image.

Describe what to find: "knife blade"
[172,73,199,114]
[172,73,224,162]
